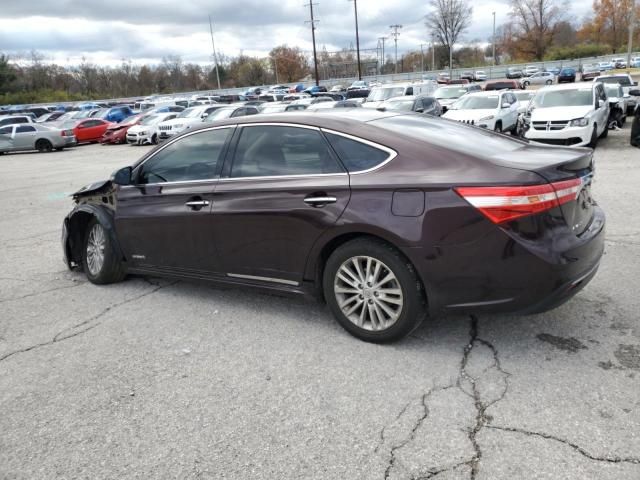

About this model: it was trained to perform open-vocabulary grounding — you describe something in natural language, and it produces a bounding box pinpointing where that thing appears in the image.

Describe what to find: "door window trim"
[121,125,235,188]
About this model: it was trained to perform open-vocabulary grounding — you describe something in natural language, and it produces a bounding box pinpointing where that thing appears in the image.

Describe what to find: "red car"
[73,119,113,144]
[100,114,144,145]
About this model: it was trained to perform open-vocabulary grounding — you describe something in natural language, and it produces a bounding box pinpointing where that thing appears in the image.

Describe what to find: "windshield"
[434,87,466,99]
[383,99,415,111]
[605,85,621,97]
[597,76,632,86]
[532,89,593,107]
[205,109,234,121]
[178,108,200,118]
[513,92,535,102]
[368,87,406,102]
[453,95,499,109]
[140,115,160,125]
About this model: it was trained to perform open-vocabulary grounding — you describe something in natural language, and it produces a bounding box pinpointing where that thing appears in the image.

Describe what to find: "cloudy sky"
[0,0,592,66]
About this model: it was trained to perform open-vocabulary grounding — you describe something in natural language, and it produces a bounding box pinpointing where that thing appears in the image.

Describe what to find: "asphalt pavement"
[1,128,639,479]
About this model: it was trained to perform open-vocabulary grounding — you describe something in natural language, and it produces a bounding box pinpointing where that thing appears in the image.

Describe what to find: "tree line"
[1,0,638,105]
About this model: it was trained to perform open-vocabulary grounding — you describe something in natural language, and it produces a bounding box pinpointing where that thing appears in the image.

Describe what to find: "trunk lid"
[489,144,595,235]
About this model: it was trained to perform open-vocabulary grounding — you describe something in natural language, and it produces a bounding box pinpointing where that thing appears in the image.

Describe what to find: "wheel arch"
[64,204,123,269]
[305,228,431,308]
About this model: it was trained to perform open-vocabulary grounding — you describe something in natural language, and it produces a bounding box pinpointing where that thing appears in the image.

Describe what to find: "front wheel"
[588,125,598,148]
[494,121,502,133]
[545,79,553,85]
[82,219,126,284]
[323,238,426,343]
[151,134,158,145]
[523,81,530,88]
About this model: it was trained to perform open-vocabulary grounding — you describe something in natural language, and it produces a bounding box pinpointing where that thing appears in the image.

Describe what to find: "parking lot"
[1,127,639,479]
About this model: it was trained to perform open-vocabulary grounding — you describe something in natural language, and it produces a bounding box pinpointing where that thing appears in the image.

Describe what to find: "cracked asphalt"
[1,126,639,479]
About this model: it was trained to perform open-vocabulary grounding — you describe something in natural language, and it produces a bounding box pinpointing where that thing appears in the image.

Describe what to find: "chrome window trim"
[227,273,299,286]
[320,128,398,175]
[121,125,235,188]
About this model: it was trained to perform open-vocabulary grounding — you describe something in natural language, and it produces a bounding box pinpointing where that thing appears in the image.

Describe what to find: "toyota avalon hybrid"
[62,110,605,343]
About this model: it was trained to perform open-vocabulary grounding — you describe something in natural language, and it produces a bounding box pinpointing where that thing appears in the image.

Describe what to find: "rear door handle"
[304,196,337,206]
[185,200,210,209]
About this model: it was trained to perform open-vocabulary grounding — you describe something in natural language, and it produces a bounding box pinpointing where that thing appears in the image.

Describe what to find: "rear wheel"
[323,238,426,343]
[82,219,126,285]
[35,139,53,153]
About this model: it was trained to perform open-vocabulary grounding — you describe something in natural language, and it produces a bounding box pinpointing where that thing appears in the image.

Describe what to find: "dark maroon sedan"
[62,110,605,343]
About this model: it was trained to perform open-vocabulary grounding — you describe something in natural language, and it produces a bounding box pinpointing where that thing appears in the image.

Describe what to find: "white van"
[363,81,438,108]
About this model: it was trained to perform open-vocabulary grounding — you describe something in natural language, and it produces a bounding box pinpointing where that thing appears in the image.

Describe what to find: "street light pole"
[208,15,221,90]
[627,0,636,72]
[492,11,496,67]
[390,24,402,74]
[350,0,362,80]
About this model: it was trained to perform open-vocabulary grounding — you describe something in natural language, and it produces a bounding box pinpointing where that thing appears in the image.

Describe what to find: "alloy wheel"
[86,223,106,276]
[333,256,404,331]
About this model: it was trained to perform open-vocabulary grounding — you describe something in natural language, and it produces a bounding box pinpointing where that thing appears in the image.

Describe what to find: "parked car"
[580,64,601,81]
[524,82,610,148]
[379,95,442,116]
[523,65,539,76]
[347,80,369,91]
[546,66,561,75]
[557,67,576,83]
[484,79,523,91]
[631,57,640,68]
[100,114,145,145]
[0,123,76,154]
[157,105,225,140]
[612,57,627,69]
[593,74,639,113]
[303,85,328,94]
[522,71,555,87]
[126,113,178,145]
[506,67,523,79]
[289,97,335,107]
[597,61,614,71]
[433,84,482,112]
[473,71,487,81]
[364,82,439,109]
[243,87,263,99]
[36,111,66,122]
[443,90,519,133]
[630,88,640,147]
[436,72,450,84]
[447,79,470,85]
[0,115,34,127]
[288,84,306,93]
[201,106,260,123]
[258,103,308,114]
[103,106,135,123]
[305,101,363,111]
[330,85,346,92]
[603,83,628,127]
[460,71,474,81]
[217,94,248,104]
[72,119,113,144]
[61,109,605,343]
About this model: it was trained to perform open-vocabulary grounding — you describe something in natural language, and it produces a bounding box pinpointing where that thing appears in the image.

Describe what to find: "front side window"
[230,126,343,178]
[137,128,231,184]
[324,132,392,172]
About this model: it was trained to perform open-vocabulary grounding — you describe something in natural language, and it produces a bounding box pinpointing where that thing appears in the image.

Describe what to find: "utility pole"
[274,57,279,83]
[390,24,402,73]
[627,0,636,72]
[420,43,427,72]
[208,15,221,90]
[492,11,496,67]
[378,36,387,74]
[349,0,362,80]
[305,2,320,86]
[431,33,435,70]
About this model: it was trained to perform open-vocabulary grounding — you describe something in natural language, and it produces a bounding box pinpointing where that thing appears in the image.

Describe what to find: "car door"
[115,126,234,274]
[211,124,350,286]
[594,84,609,134]
[505,92,519,128]
[13,125,38,151]
[0,126,14,151]
[75,120,92,142]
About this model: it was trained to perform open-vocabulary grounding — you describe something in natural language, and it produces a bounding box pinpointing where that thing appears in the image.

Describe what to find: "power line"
[305,2,320,85]
[390,24,402,73]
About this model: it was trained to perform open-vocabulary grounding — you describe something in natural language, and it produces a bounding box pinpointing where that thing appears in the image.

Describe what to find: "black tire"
[620,115,626,127]
[599,123,608,138]
[494,121,502,133]
[523,81,530,88]
[588,125,598,148]
[323,238,426,343]
[82,218,126,285]
[35,139,53,153]
[545,79,553,85]
[55,147,63,151]
[151,134,158,145]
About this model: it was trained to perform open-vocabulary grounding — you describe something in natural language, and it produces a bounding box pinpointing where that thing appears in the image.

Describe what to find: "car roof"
[465,91,504,97]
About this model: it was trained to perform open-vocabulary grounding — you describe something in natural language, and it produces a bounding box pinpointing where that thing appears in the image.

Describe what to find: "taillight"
[455,178,582,224]
[61,130,67,136]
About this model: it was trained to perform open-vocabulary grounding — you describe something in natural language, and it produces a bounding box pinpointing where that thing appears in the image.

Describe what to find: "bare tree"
[509,0,565,60]
[425,0,473,74]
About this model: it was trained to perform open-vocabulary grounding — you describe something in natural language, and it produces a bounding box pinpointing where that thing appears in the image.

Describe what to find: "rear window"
[324,132,392,172]
[371,115,522,158]
[597,76,632,86]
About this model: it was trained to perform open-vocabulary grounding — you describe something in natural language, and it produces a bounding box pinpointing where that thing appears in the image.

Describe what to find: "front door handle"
[304,196,337,207]
[185,199,210,210]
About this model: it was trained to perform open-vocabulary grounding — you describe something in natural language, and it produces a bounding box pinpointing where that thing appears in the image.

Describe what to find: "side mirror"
[112,166,132,186]
[633,82,638,87]
[629,89,640,96]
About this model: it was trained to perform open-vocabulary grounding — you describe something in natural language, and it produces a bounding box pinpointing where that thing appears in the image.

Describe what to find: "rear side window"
[16,125,36,133]
[324,132,392,172]
[0,126,12,134]
[137,128,231,184]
